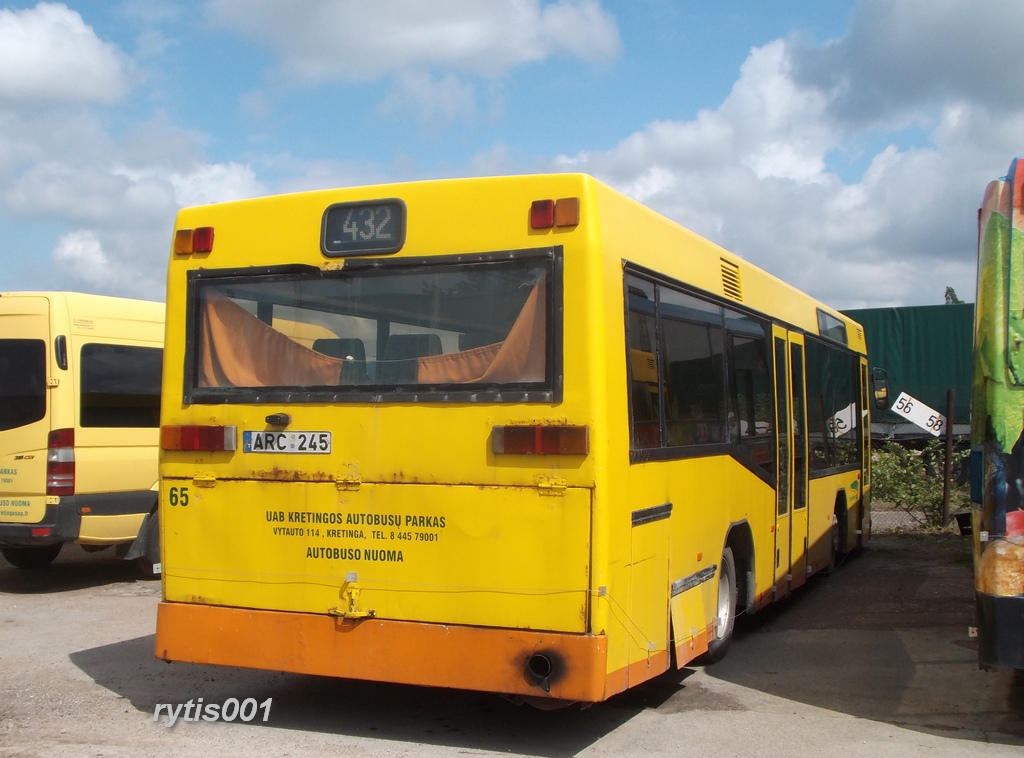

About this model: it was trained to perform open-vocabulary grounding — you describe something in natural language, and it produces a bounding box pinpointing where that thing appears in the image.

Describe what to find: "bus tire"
[824,513,840,575]
[703,546,737,663]
[2,543,62,569]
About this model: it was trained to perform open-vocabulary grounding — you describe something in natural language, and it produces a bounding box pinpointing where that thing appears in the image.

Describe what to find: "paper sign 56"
[891,392,945,437]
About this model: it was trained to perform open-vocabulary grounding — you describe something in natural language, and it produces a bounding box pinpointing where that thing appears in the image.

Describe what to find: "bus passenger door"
[859,358,871,545]
[788,335,809,590]
[772,328,792,598]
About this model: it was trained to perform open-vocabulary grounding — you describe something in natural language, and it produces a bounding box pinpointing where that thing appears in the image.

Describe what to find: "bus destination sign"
[321,199,406,257]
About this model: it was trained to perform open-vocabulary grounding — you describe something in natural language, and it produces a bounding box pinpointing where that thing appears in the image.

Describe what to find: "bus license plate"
[243,431,332,454]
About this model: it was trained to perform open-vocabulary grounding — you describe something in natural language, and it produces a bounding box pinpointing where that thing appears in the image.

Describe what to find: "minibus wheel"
[703,546,736,663]
[2,543,62,569]
[133,511,161,579]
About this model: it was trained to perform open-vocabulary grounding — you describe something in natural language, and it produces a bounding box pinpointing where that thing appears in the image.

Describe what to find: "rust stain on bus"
[250,468,334,482]
[386,471,425,484]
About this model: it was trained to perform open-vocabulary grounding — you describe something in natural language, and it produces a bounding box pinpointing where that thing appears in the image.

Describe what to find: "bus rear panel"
[158,178,613,701]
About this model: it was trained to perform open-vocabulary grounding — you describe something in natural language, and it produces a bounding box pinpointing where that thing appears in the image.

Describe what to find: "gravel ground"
[0,533,1021,758]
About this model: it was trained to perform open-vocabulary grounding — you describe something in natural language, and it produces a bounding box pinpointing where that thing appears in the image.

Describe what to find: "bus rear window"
[187,255,557,403]
[0,339,46,432]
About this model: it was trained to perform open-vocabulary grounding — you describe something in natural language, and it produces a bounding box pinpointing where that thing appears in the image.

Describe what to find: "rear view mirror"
[871,368,889,410]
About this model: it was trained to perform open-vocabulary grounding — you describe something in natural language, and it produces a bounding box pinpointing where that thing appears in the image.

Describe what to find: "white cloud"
[377,70,478,125]
[1,0,1017,311]
[207,0,621,83]
[52,229,109,281]
[5,144,263,296]
[0,3,132,104]
[35,159,263,299]
[49,227,155,297]
[468,142,517,176]
[793,0,1024,126]
[49,226,167,299]
[207,0,619,121]
[555,24,1010,308]
[168,163,266,207]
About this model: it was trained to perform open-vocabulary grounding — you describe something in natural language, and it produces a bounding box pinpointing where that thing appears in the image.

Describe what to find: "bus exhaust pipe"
[526,654,554,692]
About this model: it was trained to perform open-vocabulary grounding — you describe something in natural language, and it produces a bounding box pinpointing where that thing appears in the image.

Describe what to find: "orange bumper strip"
[156,601,612,702]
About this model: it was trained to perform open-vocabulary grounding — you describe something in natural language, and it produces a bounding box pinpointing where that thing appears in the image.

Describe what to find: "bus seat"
[381,333,442,383]
[312,338,367,383]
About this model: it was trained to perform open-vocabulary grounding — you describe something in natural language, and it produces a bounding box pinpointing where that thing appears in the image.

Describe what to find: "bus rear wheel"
[2,543,62,569]
[824,513,840,574]
[703,546,737,663]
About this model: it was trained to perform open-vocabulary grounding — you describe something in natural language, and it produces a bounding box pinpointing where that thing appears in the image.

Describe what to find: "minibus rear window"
[185,253,560,404]
[80,344,163,428]
[0,339,46,432]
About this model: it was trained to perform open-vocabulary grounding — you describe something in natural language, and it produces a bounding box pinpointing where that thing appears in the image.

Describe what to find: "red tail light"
[492,425,589,455]
[161,425,237,452]
[530,200,555,229]
[46,428,75,496]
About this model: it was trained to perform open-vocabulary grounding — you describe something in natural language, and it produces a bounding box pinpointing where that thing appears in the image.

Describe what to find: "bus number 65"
[168,486,190,507]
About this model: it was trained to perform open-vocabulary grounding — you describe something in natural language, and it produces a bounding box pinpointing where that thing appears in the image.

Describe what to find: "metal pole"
[942,388,955,527]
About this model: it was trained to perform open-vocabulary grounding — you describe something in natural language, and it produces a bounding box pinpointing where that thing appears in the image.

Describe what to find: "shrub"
[871,439,969,528]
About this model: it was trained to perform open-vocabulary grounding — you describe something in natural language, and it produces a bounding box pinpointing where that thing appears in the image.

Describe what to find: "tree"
[944,286,962,304]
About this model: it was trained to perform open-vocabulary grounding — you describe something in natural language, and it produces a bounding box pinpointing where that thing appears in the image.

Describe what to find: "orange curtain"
[415,275,547,384]
[199,292,343,387]
[416,341,503,383]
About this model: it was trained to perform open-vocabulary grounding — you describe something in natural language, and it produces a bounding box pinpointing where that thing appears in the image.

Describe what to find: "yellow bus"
[155,174,876,704]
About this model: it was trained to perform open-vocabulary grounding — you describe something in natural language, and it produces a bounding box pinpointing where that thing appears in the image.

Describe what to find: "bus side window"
[728,331,774,474]
[805,338,862,470]
[663,320,726,446]
[626,278,661,450]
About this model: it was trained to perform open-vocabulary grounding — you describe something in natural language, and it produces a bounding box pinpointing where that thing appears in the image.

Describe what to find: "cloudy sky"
[1,0,1022,308]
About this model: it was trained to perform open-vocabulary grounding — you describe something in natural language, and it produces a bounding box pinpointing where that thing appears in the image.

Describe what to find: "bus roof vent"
[720,258,743,302]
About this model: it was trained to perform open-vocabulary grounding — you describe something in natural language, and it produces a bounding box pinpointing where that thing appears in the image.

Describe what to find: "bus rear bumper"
[0,491,156,546]
[155,601,613,702]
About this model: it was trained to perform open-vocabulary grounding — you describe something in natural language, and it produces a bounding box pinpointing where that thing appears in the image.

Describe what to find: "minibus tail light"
[161,425,237,452]
[492,425,589,455]
[46,428,75,496]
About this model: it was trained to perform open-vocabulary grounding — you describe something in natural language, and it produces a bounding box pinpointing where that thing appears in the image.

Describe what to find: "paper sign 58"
[891,392,945,437]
